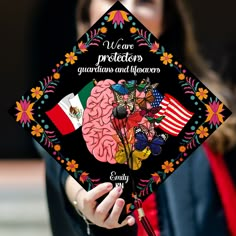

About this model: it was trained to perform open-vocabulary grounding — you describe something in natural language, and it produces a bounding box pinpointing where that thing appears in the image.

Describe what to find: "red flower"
[78,41,88,53]
[150,41,160,53]
[80,172,89,183]
[151,173,161,184]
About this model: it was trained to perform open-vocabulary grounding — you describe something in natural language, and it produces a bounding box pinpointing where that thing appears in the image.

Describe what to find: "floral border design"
[11,3,230,208]
[14,27,107,188]
[130,26,226,199]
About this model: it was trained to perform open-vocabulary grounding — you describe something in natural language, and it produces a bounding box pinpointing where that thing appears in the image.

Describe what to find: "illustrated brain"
[82,79,117,163]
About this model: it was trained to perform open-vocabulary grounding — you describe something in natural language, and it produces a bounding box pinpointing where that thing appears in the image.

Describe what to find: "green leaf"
[195,134,200,144]
[150,185,153,193]
[86,33,90,42]
[194,82,200,91]
[161,46,165,53]
[74,172,78,179]
[162,173,166,179]
[134,36,141,40]
[96,35,103,40]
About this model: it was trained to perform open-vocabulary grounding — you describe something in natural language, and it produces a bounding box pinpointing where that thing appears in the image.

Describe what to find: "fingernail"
[116,198,124,207]
[127,216,135,226]
[116,186,123,193]
[106,183,113,190]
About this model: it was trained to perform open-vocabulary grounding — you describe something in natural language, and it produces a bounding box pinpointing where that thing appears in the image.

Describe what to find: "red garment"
[134,193,160,236]
[134,143,236,236]
[203,143,236,236]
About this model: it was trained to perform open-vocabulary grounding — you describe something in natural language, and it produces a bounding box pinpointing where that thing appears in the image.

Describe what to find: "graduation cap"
[8,1,232,234]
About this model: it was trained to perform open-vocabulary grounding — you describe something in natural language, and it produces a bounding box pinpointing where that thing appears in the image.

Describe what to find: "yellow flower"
[196,126,209,138]
[162,161,174,173]
[65,52,78,65]
[178,73,185,80]
[196,88,208,100]
[160,52,173,65]
[31,124,44,137]
[31,87,43,100]
[66,160,79,172]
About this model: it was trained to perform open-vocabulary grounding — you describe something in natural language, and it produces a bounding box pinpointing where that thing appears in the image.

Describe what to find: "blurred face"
[89,0,164,38]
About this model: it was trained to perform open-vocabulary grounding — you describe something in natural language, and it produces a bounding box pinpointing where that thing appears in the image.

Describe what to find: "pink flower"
[15,99,34,124]
[205,100,224,126]
[107,10,129,28]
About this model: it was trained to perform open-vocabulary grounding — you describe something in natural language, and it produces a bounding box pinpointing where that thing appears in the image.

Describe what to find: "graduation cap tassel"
[134,196,156,236]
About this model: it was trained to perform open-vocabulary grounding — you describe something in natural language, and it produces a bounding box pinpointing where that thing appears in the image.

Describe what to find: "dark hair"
[76,0,236,154]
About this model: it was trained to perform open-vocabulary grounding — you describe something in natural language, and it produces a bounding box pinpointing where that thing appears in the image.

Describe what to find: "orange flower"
[65,52,78,65]
[31,87,43,100]
[162,161,174,173]
[130,27,137,34]
[178,73,185,80]
[179,146,186,153]
[160,52,173,65]
[78,41,88,53]
[205,100,224,125]
[54,144,61,152]
[16,99,34,124]
[196,126,209,138]
[151,172,161,184]
[196,88,208,100]
[150,41,160,53]
[66,160,79,172]
[53,72,60,80]
[100,27,108,34]
[31,124,44,137]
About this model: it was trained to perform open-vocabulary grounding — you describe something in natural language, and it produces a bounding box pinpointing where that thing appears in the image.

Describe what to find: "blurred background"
[0,0,235,235]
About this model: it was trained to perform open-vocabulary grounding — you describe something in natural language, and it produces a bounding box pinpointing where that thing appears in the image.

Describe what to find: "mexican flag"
[45,81,94,135]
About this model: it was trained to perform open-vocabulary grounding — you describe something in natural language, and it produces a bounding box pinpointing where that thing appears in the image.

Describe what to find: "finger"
[126,215,136,226]
[86,182,113,203]
[119,215,136,227]
[95,186,123,221]
[104,198,125,228]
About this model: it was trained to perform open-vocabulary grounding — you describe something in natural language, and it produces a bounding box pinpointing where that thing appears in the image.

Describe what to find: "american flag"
[151,89,164,107]
[151,90,193,136]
